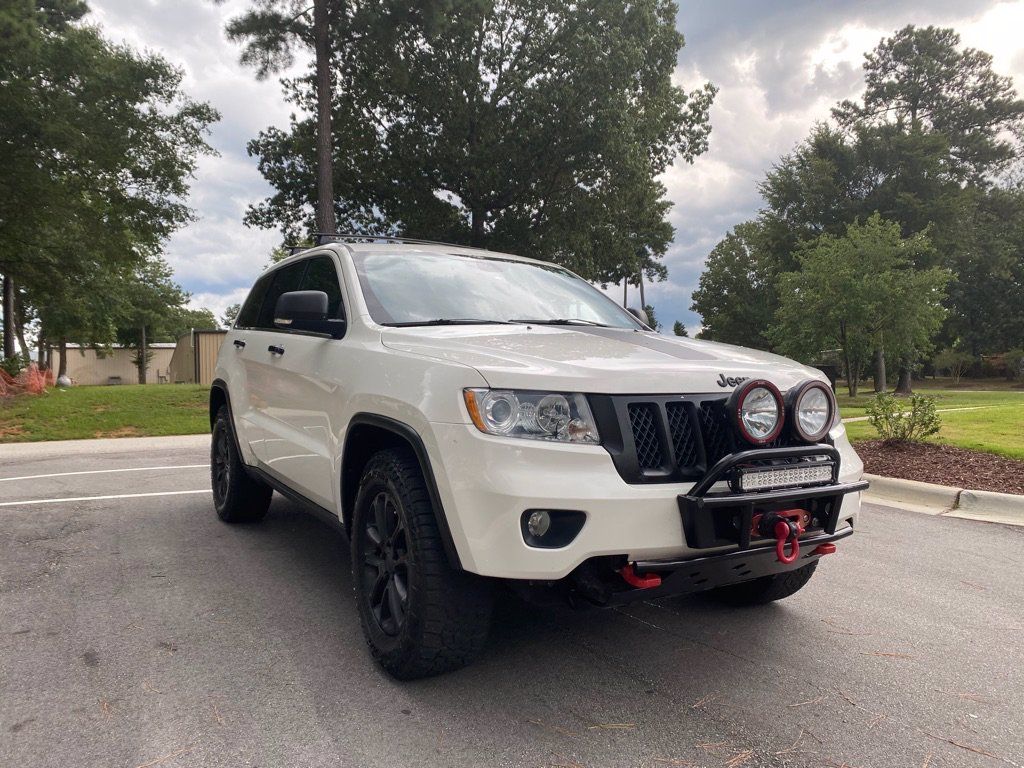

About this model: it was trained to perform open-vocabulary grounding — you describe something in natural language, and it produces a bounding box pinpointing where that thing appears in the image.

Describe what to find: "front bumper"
[428,422,865,580]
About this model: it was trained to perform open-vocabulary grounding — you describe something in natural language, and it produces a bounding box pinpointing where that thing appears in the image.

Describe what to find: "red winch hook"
[773,519,801,565]
[753,510,806,565]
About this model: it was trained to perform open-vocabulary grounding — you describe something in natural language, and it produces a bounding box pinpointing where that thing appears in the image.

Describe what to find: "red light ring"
[728,379,785,445]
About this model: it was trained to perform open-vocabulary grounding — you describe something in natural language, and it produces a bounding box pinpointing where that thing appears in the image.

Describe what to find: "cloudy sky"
[89,0,1024,330]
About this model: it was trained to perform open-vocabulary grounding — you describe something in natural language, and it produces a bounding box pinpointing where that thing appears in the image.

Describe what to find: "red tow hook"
[773,519,802,565]
[812,542,837,556]
[620,563,662,589]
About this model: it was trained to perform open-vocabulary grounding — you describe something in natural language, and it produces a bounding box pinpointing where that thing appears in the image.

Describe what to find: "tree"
[833,25,1024,181]
[933,348,974,385]
[221,303,241,329]
[691,221,779,349]
[642,304,660,332]
[770,215,948,397]
[1,1,218,365]
[672,321,688,337]
[221,0,339,234]
[245,0,715,286]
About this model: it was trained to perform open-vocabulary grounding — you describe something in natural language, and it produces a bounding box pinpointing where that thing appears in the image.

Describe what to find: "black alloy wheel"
[212,425,231,506]
[361,490,409,636]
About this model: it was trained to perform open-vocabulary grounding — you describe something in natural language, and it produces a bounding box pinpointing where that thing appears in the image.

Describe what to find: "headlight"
[788,380,836,442]
[728,379,784,445]
[463,389,600,444]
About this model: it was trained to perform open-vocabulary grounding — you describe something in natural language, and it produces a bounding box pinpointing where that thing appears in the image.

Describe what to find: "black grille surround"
[589,393,829,484]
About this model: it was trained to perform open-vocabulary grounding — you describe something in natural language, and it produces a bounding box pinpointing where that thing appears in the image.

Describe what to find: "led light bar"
[736,462,834,492]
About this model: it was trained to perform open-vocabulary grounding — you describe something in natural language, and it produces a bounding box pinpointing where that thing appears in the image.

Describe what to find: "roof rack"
[286,233,474,256]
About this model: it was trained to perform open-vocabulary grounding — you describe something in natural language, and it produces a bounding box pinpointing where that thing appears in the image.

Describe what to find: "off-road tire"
[352,448,493,679]
[710,561,818,606]
[211,405,272,523]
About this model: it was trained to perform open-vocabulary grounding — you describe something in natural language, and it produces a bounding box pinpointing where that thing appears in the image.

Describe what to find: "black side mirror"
[274,291,346,338]
[627,307,650,328]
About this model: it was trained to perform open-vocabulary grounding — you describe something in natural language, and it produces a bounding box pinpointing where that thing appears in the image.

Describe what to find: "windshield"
[351,250,643,329]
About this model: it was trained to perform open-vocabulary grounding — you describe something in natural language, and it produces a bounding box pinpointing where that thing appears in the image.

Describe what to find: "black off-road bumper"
[569,445,868,606]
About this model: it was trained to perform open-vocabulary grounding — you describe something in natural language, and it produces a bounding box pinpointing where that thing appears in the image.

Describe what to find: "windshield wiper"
[507,318,612,327]
[381,319,512,327]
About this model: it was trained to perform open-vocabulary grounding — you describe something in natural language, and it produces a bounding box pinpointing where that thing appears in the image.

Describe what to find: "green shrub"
[0,355,27,377]
[1005,348,1024,381]
[866,393,942,441]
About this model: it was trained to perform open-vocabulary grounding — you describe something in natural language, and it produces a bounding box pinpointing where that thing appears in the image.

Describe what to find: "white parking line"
[0,489,211,507]
[0,465,208,483]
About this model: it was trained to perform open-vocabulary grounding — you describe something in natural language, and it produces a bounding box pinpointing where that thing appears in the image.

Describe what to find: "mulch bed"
[856,440,1024,494]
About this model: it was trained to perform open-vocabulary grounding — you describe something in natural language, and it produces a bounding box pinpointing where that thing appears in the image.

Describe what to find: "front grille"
[698,401,733,466]
[665,403,699,468]
[587,393,818,484]
[627,403,663,469]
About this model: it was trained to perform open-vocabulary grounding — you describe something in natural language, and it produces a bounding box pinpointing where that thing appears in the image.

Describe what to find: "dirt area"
[857,439,1024,494]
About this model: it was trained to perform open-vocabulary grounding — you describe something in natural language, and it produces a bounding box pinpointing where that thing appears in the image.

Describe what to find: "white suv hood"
[381,325,824,394]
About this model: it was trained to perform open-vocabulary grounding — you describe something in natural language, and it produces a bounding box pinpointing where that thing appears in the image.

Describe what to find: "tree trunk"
[895,365,913,396]
[873,347,887,393]
[313,0,336,235]
[138,325,147,385]
[37,333,44,366]
[58,337,68,378]
[638,270,646,308]
[470,208,485,247]
[2,274,14,359]
[13,294,30,360]
[844,349,857,397]
[622,280,627,308]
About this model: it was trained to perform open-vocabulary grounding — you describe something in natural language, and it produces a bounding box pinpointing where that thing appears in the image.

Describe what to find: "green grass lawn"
[839,387,1024,460]
[0,384,209,442]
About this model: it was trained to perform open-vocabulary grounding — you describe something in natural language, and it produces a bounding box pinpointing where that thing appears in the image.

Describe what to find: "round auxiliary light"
[789,380,836,443]
[729,379,784,445]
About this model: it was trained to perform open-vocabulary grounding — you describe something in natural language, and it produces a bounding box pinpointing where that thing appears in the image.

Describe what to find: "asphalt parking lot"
[1,436,1022,768]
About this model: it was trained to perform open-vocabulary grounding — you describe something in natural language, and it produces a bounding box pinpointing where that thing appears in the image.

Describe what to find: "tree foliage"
[694,24,1024,384]
[0,1,219,360]
[690,221,779,349]
[242,0,715,287]
[833,25,1024,180]
[770,216,948,396]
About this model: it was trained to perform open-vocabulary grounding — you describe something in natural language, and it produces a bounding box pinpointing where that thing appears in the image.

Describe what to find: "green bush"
[1005,348,1024,381]
[866,393,942,441]
[0,355,27,377]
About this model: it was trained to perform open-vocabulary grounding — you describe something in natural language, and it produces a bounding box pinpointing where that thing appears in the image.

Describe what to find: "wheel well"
[341,417,462,569]
[341,424,414,533]
[209,385,227,428]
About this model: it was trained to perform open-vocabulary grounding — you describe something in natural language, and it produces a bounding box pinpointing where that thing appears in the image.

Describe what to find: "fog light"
[527,510,551,538]
[520,509,586,548]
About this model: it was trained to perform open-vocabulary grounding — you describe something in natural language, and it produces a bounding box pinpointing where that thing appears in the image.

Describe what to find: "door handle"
[268,345,285,356]
[233,339,246,348]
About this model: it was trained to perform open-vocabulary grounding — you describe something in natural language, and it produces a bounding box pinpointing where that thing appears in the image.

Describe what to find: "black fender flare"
[344,413,463,570]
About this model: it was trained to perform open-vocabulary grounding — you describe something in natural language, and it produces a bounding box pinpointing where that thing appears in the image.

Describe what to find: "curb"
[863,473,1024,527]
[0,433,210,461]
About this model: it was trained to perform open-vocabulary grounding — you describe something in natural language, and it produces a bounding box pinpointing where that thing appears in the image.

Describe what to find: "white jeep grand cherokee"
[210,236,867,679]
